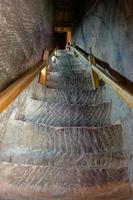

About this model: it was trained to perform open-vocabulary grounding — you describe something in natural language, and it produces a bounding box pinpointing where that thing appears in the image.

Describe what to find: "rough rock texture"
[0,50,132,199]
[1,121,127,167]
[33,87,103,104]
[0,79,44,147]
[72,0,133,81]
[15,100,112,127]
[0,0,53,145]
[72,0,133,194]
[0,0,53,92]
[0,163,131,200]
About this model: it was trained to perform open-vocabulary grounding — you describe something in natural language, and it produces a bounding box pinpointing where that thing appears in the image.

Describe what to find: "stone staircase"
[0,50,132,200]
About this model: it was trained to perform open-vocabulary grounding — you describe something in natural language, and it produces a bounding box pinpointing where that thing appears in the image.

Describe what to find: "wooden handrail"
[71,45,133,109]
[0,61,46,113]
[0,48,56,113]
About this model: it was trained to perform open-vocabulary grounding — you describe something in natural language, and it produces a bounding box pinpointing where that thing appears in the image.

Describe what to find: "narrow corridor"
[0,49,131,199]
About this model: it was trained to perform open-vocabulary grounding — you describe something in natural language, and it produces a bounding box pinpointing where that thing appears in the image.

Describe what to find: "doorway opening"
[54,31,67,49]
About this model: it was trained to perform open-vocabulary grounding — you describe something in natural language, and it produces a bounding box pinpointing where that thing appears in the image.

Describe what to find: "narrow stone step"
[54,49,73,56]
[15,99,112,127]
[34,88,103,105]
[48,70,88,76]
[0,162,131,200]
[1,120,127,167]
[46,80,92,90]
[2,120,123,154]
[48,66,88,72]
[1,150,128,168]
[47,71,90,81]
[50,55,81,65]
[49,53,84,70]
[46,73,93,90]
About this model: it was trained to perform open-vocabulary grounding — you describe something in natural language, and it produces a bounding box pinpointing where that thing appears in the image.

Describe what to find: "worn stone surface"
[0,162,131,200]
[49,51,88,72]
[0,0,53,92]
[14,99,112,127]
[33,87,103,105]
[1,120,128,167]
[0,0,53,146]
[0,0,132,198]
[72,0,133,81]
[0,49,132,199]
[72,1,133,195]
[46,72,93,90]
[0,83,32,147]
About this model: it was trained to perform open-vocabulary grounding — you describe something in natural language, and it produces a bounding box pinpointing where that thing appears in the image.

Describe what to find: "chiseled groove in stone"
[2,121,123,154]
[0,0,53,92]
[46,82,92,90]
[0,165,130,200]
[48,58,88,71]
[47,71,90,81]
[1,151,129,168]
[49,65,86,72]
[49,57,85,66]
[0,163,129,189]
[46,71,93,90]
[49,63,84,70]
[49,67,88,72]
[48,70,88,76]
[40,88,103,105]
[46,75,92,90]
[16,100,112,127]
[1,49,131,200]
[1,121,127,167]
[49,56,85,72]
[0,182,131,200]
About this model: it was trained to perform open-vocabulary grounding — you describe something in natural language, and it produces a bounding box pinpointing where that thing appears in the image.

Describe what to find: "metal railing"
[71,44,133,109]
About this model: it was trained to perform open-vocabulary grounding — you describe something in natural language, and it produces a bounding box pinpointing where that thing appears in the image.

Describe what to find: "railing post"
[88,49,100,90]
[66,31,72,45]
[39,49,49,85]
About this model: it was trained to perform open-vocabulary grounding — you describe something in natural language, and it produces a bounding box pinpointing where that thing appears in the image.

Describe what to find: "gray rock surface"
[0,50,132,199]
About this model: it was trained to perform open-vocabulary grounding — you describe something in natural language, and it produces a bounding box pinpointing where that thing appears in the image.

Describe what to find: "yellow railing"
[0,49,55,113]
[71,45,133,109]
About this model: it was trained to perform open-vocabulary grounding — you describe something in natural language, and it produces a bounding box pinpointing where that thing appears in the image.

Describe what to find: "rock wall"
[72,0,133,81]
[0,0,53,145]
[72,0,133,149]
[72,0,133,194]
[0,0,53,92]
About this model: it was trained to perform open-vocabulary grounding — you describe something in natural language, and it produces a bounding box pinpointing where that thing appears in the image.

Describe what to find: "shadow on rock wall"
[72,0,133,193]
[72,0,133,81]
[0,0,53,146]
[0,0,53,92]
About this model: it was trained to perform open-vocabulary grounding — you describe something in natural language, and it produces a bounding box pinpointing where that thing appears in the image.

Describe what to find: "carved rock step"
[47,71,90,82]
[0,162,131,200]
[15,100,112,127]
[46,80,92,90]
[49,49,88,73]
[1,150,128,168]
[1,120,126,167]
[48,70,88,76]
[49,67,87,73]
[2,121,123,155]
[49,54,84,70]
[46,74,92,90]
[34,88,103,105]
[50,56,82,67]
[49,62,86,71]
[53,49,73,57]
